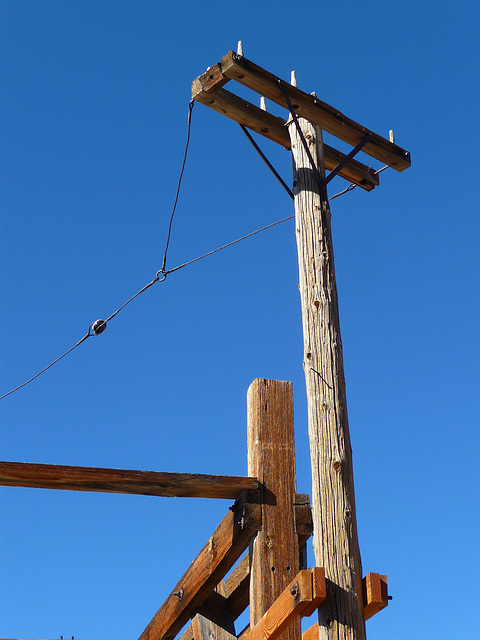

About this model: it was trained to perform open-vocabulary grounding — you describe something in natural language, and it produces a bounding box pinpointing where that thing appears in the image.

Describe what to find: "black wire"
[0,334,90,401]
[0,93,386,402]
[0,213,295,401]
[160,99,195,275]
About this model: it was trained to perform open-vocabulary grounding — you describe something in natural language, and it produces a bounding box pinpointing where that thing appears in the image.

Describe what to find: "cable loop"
[156,270,167,282]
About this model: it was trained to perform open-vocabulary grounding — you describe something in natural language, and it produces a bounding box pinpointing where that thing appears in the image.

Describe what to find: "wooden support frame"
[192,83,379,191]
[219,52,411,171]
[178,491,314,640]
[241,569,326,640]
[247,378,300,639]
[138,491,261,640]
[0,461,259,500]
[191,580,237,640]
[192,52,411,195]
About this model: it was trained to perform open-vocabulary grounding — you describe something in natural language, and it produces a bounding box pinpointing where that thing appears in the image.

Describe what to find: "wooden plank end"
[363,572,389,621]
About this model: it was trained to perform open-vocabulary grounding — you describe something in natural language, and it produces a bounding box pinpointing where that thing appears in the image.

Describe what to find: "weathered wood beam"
[220,51,411,172]
[192,82,379,191]
[0,461,259,500]
[179,491,314,640]
[290,117,366,639]
[138,492,261,640]
[191,581,236,640]
[178,554,251,640]
[241,570,326,640]
[247,379,301,640]
[300,573,389,640]
[363,573,389,620]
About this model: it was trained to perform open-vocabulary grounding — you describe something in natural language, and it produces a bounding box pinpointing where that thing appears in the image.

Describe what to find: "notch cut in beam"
[193,75,379,191]
[0,461,259,500]
[197,52,411,171]
[138,492,261,640]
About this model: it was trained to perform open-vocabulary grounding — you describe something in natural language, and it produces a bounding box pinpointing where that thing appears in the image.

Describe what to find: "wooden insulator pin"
[389,130,395,143]
[237,41,243,56]
[291,70,297,87]
[260,97,267,111]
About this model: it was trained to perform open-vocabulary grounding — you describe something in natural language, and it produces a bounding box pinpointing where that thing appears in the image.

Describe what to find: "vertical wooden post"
[247,378,301,640]
[191,581,236,640]
[288,119,366,640]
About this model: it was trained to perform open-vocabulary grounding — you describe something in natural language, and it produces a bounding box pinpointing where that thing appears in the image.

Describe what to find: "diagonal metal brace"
[323,131,373,186]
[276,77,374,193]
[239,125,294,199]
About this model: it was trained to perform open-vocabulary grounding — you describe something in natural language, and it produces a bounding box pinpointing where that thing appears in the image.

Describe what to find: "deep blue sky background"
[1,1,479,638]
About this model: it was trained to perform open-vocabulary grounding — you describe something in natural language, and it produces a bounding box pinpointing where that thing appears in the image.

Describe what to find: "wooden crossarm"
[220,51,411,172]
[138,493,261,640]
[0,461,259,500]
[192,79,379,191]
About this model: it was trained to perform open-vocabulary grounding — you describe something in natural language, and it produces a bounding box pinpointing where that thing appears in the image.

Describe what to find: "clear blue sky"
[1,1,479,638]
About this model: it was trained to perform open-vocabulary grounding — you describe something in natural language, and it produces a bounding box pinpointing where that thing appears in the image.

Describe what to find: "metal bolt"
[173,588,184,600]
[290,582,299,598]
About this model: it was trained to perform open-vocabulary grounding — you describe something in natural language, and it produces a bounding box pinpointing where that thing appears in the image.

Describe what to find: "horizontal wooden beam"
[0,461,259,500]
[363,573,389,620]
[192,82,379,191]
[300,572,389,640]
[138,492,261,640]
[220,51,411,172]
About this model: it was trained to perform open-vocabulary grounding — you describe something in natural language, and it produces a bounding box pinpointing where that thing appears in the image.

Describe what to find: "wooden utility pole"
[289,118,365,639]
[189,49,410,638]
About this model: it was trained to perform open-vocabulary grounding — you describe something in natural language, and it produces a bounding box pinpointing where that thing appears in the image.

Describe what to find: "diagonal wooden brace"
[241,569,326,640]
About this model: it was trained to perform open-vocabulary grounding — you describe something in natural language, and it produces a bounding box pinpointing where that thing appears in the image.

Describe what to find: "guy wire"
[0,98,388,401]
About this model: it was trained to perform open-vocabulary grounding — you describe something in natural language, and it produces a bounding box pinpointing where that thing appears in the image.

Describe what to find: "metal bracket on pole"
[276,78,375,193]
[276,78,326,195]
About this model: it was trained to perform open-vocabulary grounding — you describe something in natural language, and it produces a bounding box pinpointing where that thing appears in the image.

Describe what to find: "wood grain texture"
[0,461,259,500]
[178,494,314,640]
[191,581,237,640]
[289,119,366,640]
[138,494,261,640]
[221,51,411,172]
[242,571,314,640]
[247,379,301,640]
[191,85,379,191]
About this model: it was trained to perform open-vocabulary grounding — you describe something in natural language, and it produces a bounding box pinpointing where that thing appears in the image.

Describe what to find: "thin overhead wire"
[0,213,296,401]
[0,334,91,401]
[0,97,390,401]
[160,100,195,276]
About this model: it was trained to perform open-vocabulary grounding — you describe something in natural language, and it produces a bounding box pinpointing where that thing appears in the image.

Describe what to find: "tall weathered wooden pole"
[288,117,366,640]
